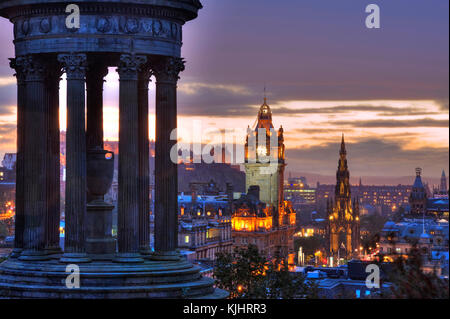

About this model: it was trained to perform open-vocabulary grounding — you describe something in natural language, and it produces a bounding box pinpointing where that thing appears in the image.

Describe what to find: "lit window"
[185,236,190,244]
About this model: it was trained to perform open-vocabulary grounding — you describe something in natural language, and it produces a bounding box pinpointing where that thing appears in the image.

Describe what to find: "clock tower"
[244,98,285,212]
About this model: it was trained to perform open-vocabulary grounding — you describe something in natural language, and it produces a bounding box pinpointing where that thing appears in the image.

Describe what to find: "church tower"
[440,170,447,195]
[327,135,360,261]
[244,97,285,212]
[409,167,428,215]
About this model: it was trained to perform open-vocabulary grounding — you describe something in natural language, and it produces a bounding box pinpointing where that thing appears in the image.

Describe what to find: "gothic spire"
[340,133,346,156]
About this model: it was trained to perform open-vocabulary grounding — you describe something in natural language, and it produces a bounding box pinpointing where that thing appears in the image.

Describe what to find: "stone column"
[9,57,26,258]
[86,64,108,151]
[45,63,63,255]
[138,66,153,256]
[58,54,90,263]
[18,55,50,261]
[115,54,147,263]
[151,57,185,260]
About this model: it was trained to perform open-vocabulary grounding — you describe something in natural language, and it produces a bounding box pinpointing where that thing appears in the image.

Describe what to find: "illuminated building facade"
[178,216,232,261]
[284,178,316,204]
[317,183,411,216]
[232,98,296,261]
[326,135,360,261]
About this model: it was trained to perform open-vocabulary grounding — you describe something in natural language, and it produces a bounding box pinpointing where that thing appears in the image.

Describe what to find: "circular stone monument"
[0,0,227,298]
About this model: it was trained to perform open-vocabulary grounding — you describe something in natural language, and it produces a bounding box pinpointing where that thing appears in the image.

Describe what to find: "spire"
[256,90,273,130]
[440,169,447,192]
[263,84,267,104]
[340,133,346,155]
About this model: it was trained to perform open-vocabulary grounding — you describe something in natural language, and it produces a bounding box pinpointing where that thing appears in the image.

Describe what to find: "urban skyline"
[0,0,449,179]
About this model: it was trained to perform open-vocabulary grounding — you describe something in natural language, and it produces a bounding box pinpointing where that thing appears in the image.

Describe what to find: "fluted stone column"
[45,64,62,255]
[151,57,185,261]
[58,54,90,263]
[115,54,147,263]
[9,57,26,258]
[18,55,50,261]
[86,64,108,151]
[138,66,153,256]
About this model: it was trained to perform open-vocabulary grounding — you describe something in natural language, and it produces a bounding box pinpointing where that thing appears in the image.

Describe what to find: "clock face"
[257,146,267,156]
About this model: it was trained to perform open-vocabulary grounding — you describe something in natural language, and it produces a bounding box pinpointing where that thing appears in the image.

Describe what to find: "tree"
[383,246,449,299]
[214,244,318,299]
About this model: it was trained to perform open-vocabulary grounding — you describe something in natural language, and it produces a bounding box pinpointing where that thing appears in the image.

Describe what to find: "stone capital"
[117,54,147,81]
[9,57,26,84]
[138,65,154,90]
[58,53,87,80]
[11,55,47,82]
[151,57,185,84]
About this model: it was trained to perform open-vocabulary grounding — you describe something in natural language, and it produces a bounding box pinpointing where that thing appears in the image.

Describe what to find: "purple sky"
[0,0,449,184]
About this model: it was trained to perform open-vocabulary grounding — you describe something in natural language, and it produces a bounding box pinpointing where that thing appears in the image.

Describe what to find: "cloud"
[0,76,15,86]
[272,105,437,116]
[0,83,17,114]
[331,118,449,128]
[286,138,449,177]
[177,81,259,117]
[0,122,15,151]
[179,82,252,96]
[435,99,449,111]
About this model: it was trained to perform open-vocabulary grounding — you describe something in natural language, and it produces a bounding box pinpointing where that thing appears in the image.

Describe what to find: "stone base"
[9,248,22,259]
[0,257,228,299]
[59,253,92,264]
[18,250,51,262]
[149,251,182,262]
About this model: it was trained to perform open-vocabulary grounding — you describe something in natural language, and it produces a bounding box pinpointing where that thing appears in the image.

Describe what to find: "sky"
[0,0,449,184]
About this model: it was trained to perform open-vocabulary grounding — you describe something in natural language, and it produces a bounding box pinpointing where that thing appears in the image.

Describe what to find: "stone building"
[178,216,232,261]
[379,219,449,276]
[409,168,429,216]
[232,98,296,262]
[0,0,225,298]
[326,135,360,261]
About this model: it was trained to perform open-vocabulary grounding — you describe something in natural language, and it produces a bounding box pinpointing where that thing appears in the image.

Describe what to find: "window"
[355,290,361,298]
[184,236,190,244]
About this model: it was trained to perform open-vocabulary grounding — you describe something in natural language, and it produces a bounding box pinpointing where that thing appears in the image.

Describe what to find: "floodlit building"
[232,98,296,262]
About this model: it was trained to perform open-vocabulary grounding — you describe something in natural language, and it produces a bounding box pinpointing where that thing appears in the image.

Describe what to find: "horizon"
[1,0,449,178]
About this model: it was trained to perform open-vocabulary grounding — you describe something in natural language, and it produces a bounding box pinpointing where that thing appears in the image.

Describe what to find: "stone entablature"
[0,0,201,56]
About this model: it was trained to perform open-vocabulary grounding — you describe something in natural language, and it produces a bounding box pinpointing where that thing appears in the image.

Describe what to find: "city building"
[0,153,16,171]
[178,216,232,261]
[408,168,449,220]
[433,170,448,197]
[326,135,360,262]
[0,155,15,219]
[316,183,411,217]
[379,219,449,276]
[409,167,429,216]
[232,98,296,262]
[284,177,316,205]
[284,177,316,226]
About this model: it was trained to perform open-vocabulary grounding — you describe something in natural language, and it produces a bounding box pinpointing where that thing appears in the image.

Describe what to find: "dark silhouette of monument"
[0,0,226,298]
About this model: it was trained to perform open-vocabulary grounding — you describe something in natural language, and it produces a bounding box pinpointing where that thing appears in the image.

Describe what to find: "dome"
[256,98,274,131]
